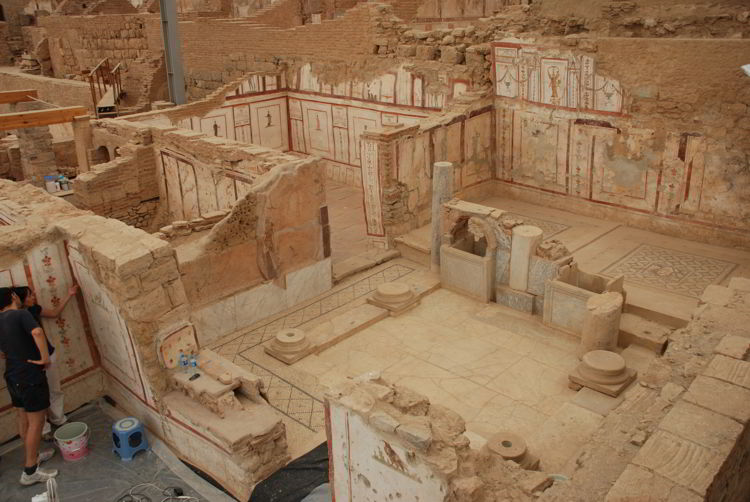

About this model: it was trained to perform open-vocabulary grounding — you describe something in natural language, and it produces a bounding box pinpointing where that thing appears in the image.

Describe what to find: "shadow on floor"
[0,403,205,502]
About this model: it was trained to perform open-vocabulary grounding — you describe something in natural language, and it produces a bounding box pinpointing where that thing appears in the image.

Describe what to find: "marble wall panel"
[162,152,184,221]
[511,111,569,194]
[67,244,144,399]
[302,101,334,159]
[463,112,493,187]
[250,99,288,151]
[178,159,200,220]
[195,164,219,216]
[348,107,380,165]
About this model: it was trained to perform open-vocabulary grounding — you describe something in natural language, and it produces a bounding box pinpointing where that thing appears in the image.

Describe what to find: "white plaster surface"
[509,225,543,291]
[193,259,332,346]
[440,245,494,302]
[329,402,449,502]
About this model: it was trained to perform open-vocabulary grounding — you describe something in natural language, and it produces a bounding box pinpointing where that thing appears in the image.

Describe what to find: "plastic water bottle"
[179,352,189,373]
[189,354,199,376]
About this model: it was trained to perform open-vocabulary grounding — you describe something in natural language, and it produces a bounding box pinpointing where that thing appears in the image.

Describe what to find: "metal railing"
[86,58,124,117]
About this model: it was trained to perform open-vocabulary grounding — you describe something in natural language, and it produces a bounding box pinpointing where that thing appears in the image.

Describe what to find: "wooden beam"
[0,107,89,131]
[0,89,39,105]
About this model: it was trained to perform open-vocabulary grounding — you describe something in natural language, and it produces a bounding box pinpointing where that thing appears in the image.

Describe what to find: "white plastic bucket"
[54,422,90,461]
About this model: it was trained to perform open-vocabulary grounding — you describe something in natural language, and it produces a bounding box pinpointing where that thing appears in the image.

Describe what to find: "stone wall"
[73,120,161,230]
[15,101,57,185]
[597,279,750,502]
[358,96,494,247]
[0,21,12,64]
[0,0,31,37]
[40,13,155,76]
[175,152,332,346]
[0,68,94,112]
[56,0,139,15]
[0,181,288,499]
[327,374,556,501]
[489,36,750,248]
[0,136,20,180]
[415,0,522,21]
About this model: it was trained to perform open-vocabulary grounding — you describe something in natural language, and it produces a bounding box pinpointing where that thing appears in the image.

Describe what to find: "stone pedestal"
[484,431,539,470]
[569,350,636,397]
[264,328,312,364]
[367,282,420,315]
[430,161,454,271]
[509,225,543,291]
[578,292,623,358]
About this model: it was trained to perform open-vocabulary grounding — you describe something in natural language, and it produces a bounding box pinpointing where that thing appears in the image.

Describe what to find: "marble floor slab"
[287,288,602,472]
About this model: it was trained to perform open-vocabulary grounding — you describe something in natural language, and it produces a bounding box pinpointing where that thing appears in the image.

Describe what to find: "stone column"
[430,161,454,271]
[578,292,624,358]
[72,115,93,173]
[509,225,543,291]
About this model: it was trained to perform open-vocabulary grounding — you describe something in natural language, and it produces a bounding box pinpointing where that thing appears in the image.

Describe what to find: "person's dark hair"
[0,287,13,309]
[12,286,30,304]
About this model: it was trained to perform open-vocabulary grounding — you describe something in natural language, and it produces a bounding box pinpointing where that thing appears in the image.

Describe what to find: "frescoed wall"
[67,244,148,402]
[170,66,474,187]
[491,38,750,241]
[493,40,623,115]
[158,150,255,222]
[0,240,102,441]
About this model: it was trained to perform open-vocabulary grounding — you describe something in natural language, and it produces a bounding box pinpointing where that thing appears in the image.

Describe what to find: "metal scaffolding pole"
[159,0,186,105]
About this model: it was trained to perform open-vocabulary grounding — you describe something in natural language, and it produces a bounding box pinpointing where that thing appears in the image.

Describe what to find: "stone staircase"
[618,312,674,354]
[118,56,167,116]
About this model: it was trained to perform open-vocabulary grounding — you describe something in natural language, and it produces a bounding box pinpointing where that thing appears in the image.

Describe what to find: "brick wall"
[40,14,155,76]
[74,119,161,229]
[0,22,11,64]
[36,3,398,93]
[250,0,302,28]
[72,145,161,230]
[0,68,94,111]
[0,0,31,37]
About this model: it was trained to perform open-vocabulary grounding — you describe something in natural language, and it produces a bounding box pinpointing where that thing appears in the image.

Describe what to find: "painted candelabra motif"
[493,40,623,115]
[28,242,94,380]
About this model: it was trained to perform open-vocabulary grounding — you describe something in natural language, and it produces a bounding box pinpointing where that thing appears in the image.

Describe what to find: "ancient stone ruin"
[0,0,748,500]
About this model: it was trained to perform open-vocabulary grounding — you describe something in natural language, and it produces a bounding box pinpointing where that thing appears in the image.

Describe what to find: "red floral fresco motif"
[37,246,80,375]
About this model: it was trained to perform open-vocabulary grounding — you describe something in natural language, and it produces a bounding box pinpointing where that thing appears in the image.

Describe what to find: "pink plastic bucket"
[54,422,90,461]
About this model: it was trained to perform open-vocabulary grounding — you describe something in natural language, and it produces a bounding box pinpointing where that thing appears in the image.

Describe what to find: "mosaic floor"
[234,355,326,432]
[602,244,737,298]
[504,212,570,239]
[210,262,417,433]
